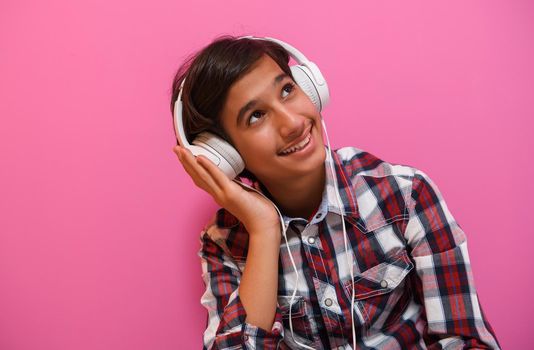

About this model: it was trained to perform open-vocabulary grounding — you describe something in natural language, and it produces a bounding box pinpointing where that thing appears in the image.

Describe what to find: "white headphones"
[172,35,330,179]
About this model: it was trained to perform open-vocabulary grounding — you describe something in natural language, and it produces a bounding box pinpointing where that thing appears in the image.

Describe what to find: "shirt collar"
[323,146,360,220]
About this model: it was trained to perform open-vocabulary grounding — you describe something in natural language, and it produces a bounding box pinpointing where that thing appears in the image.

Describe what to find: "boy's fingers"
[173,146,204,181]
[196,155,232,189]
[174,147,223,197]
[173,145,185,160]
[178,146,229,190]
[177,156,208,188]
[192,157,223,196]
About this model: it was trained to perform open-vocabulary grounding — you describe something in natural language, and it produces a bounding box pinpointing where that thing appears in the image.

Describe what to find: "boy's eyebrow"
[236,73,290,125]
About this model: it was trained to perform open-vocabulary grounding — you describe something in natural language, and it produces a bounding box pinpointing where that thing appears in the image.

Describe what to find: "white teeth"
[281,133,311,155]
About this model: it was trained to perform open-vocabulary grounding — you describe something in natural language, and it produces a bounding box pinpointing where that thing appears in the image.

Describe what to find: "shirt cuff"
[215,292,284,349]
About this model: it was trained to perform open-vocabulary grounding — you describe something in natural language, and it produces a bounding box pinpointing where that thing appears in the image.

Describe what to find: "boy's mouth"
[278,126,313,156]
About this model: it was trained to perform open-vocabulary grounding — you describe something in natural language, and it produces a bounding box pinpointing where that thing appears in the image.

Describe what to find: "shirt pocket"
[277,295,316,347]
[343,250,414,330]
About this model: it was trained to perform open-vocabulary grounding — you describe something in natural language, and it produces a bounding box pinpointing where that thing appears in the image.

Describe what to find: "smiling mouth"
[279,127,312,155]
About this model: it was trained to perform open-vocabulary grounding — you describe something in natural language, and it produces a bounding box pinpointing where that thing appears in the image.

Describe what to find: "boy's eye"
[247,82,296,126]
[281,82,295,97]
[248,111,264,125]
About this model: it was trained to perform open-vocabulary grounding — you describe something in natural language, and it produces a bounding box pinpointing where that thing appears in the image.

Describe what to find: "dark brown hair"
[169,35,294,145]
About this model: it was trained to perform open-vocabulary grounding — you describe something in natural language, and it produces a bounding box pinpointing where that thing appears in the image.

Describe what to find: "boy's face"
[219,54,326,184]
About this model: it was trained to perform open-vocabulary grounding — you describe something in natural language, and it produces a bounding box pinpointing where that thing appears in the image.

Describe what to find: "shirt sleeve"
[198,230,285,349]
[404,169,501,349]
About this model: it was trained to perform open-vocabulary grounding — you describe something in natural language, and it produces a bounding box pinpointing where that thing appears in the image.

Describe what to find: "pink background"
[1,0,532,349]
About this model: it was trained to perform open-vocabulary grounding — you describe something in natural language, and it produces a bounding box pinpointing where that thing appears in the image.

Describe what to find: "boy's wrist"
[246,223,282,242]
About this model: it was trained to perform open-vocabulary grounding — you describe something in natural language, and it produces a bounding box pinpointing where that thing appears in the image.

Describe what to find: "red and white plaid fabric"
[198,147,500,349]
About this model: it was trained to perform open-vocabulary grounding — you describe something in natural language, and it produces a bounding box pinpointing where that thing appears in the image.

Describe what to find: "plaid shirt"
[198,147,500,349]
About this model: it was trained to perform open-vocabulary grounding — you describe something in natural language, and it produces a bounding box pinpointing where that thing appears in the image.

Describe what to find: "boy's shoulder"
[199,205,249,261]
[334,147,422,228]
[334,146,419,180]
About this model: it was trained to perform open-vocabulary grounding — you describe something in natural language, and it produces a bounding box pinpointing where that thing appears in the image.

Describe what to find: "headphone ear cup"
[290,65,322,111]
[192,132,245,179]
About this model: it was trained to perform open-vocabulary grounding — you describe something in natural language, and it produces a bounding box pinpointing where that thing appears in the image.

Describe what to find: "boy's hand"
[173,146,280,235]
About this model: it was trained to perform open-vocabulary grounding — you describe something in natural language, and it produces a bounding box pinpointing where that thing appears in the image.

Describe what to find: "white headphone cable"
[320,117,357,349]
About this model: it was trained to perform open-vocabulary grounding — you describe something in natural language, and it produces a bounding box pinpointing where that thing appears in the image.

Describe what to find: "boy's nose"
[277,107,305,140]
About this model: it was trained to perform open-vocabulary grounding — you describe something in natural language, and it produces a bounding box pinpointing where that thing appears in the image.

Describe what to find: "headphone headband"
[239,35,327,86]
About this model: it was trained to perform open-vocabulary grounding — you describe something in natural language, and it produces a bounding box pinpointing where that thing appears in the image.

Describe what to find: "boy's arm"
[199,225,284,350]
[404,169,501,349]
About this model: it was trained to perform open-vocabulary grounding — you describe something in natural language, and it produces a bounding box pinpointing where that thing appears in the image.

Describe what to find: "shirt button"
[307,236,316,244]
[324,298,333,307]
[243,334,249,341]
[380,280,389,288]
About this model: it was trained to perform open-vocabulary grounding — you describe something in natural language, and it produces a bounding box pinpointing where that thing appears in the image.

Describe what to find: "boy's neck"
[260,165,326,220]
